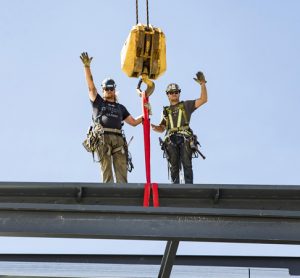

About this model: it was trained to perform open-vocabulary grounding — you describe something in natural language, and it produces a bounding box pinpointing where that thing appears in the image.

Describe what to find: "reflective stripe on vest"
[177,108,183,128]
[165,102,188,129]
[168,111,174,129]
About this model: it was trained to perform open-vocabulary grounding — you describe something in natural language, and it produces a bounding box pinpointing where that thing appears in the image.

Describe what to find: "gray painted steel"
[0,182,300,244]
[159,240,179,278]
[1,255,300,276]
[1,182,300,277]
[0,261,297,278]
[1,255,300,274]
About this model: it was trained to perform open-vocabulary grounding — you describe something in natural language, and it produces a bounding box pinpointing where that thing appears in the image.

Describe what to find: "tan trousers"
[97,133,127,183]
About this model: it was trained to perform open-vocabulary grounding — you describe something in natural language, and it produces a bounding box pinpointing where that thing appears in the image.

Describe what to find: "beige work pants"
[97,133,127,183]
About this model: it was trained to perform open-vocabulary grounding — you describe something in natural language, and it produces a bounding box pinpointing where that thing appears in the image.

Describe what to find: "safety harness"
[82,104,134,172]
[163,102,192,137]
[160,101,206,161]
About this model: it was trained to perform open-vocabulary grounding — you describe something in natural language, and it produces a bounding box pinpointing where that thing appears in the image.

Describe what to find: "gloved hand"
[80,52,93,67]
[193,71,207,85]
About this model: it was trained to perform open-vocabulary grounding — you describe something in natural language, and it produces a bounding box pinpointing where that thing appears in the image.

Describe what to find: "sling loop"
[137,80,159,207]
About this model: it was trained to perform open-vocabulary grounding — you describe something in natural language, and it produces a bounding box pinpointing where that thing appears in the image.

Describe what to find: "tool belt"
[102,127,122,135]
[82,123,134,171]
[165,125,193,139]
[161,131,206,160]
[168,125,190,133]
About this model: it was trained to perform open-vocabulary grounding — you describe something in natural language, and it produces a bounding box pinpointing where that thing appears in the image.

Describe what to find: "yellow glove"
[80,52,93,67]
[193,71,207,85]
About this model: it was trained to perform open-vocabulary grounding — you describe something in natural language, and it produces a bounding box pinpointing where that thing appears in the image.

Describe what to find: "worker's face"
[103,87,116,101]
[167,90,180,101]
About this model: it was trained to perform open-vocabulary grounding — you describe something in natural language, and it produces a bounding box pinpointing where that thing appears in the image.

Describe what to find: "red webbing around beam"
[142,93,151,184]
[141,92,159,207]
[143,182,151,207]
[151,183,159,207]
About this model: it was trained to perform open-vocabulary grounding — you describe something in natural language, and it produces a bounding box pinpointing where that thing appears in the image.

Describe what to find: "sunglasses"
[104,87,115,91]
[167,91,179,95]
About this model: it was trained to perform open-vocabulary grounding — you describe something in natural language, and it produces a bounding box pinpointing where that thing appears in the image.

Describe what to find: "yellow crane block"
[121,24,166,80]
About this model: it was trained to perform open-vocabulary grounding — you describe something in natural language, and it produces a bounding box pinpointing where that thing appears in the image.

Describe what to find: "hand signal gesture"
[80,52,93,67]
[193,71,207,85]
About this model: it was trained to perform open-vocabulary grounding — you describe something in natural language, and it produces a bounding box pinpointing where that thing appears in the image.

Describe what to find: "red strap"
[151,183,159,207]
[141,92,160,207]
[143,183,151,207]
[142,93,151,184]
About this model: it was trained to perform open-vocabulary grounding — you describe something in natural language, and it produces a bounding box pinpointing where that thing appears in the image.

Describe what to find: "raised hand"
[193,71,207,85]
[80,52,93,67]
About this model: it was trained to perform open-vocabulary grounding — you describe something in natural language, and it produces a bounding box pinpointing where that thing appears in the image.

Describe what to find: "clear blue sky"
[0,0,300,255]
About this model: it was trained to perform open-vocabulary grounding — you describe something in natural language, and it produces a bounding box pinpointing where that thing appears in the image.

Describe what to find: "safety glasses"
[167,91,179,95]
[104,87,115,91]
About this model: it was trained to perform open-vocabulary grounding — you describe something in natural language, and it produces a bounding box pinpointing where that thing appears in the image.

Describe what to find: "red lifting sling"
[140,91,159,207]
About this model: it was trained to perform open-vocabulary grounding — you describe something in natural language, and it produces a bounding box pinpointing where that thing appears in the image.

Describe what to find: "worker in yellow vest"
[151,72,207,184]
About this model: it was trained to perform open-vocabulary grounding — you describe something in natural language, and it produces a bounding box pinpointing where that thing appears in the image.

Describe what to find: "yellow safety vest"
[163,102,192,137]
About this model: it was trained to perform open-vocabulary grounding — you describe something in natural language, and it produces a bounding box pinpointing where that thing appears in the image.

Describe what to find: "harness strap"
[164,102,189,130]
[177,109,182,127]
[111,145,124,155]
[179,102,188,125]
[103,144,124,156]
[168,125,190,133]
[168,111,174,129]
[102,127,122,134]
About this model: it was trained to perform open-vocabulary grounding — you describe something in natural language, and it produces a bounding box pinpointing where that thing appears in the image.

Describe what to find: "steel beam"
[0,182,300,244]
[2,182,300,278]
[1,182,300,210]
[158,240,179,278]
[0,255,300,275]
[0,203,300,243]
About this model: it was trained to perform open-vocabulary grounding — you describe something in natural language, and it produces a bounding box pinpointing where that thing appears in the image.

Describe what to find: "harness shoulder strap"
[178,101,188,125]
[163,106,172,129]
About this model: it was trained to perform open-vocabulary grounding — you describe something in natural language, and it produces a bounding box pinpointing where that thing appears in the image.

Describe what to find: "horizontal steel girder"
[0,182,300,244]
[1,255,300,275]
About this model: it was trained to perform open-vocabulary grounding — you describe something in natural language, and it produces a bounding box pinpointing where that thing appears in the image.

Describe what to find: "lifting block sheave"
[121,24,166,80]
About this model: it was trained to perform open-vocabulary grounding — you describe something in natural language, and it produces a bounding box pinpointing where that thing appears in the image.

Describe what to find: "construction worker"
[151,72,207,184]
[80,52,154,183]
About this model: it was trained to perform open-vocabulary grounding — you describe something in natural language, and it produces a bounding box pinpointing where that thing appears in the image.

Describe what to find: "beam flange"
[0,182,300,244]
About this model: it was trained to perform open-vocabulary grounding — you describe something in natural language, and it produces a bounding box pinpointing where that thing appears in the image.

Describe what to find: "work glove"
[193,71,207,85]
[80,52,93,67]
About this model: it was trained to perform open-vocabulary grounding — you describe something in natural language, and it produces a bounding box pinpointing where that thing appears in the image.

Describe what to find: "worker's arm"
[124,115,143,127]
[80,52,97,102]
[194,71,208,109]
[151,123,166,133]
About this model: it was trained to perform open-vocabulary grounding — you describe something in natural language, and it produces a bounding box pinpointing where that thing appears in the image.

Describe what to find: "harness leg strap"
[106,145,112,156]
[111,145,124,155]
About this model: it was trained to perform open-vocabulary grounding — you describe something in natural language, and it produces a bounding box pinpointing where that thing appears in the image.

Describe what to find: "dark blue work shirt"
[91,94,130,129]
